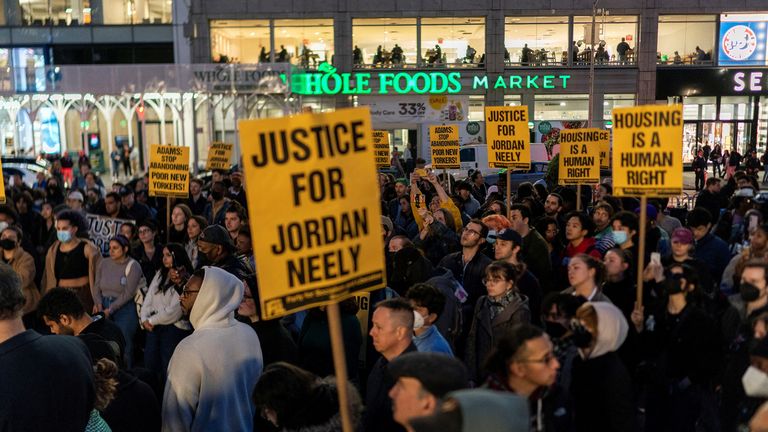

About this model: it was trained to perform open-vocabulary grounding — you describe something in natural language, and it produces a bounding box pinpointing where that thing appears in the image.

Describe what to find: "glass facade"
[210,20,271,64]
[573,15,638,65]
[19,0,172,25]
[657,15,716,65]
[274,19,334,67]
[505,17,569,66]
[352,18,417,67]
[420,17,485,67]
[535,94,589,120]
[603,94,635,120]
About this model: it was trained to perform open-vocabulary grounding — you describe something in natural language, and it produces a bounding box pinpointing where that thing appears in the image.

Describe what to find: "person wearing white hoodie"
[162,266,263,432]
[569,301,635,432]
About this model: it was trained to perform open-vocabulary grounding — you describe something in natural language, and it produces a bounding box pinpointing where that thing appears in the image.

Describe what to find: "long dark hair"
[161,242,193,293]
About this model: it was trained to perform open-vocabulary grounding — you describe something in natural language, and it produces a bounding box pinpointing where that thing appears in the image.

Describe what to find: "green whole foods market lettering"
[288,63,570,95]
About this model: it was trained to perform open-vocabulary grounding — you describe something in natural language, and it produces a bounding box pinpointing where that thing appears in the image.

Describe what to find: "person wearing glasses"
[483,323,563,432]
[465,260,531,383]
[131,220,163,283]
[139,242,193,381]
[164,266,263,431]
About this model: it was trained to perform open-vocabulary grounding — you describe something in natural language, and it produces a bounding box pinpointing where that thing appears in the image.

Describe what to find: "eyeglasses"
[462,227,481,236]
[518,351,558,366]
[482,277,504,286]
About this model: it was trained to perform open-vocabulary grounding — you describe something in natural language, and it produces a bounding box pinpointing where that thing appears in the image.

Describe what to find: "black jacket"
[695,190,729,224]
[413,221,460,266]
[571,352,635,432]
[364,343,418,432]
[438,250,492,308]
[102,370,161,432]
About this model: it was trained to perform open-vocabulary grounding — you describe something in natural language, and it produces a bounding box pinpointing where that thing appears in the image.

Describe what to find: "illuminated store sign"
[733,70,768,92]
[289,63,570,96]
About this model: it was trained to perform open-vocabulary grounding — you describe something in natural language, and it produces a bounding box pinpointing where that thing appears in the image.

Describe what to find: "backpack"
[126,259,148,319]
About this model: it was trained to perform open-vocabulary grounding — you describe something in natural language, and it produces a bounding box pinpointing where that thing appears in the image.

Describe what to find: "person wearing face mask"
[42,210,100,312]
[0,226,38,315]
[570,301,635,432]
[611,211,639,276]
[652,227,714,296]
[742,338,768,430]
[195,224,248,279]
[541,293,585,410]
[602,248,635,320]
[227,170,247,210]
[406,283,454,356]
[631,263,721,432]
[203,181,232,226]
[45,179,65,207]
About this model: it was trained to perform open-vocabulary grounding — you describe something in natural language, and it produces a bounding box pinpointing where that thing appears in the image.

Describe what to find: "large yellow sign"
[558,129,601,185]
[205,142,234,171]
[429,125,460,169]
[599,129,611,169]
[372,130,390,169]
[0,160,6,204]
[239,107,386,320]
[612,105,683,197]
[485,106,530,170]
[148,145,190,198]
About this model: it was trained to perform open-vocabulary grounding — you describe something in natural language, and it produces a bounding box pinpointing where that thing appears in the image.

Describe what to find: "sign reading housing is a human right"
[429,125,460,169]
[558,129,601,185]
[239,107,385,320]
[485,106,530,170]
[612,105,683,197]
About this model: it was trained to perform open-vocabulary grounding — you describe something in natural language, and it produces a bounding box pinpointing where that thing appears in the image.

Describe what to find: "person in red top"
[557,212,602,290]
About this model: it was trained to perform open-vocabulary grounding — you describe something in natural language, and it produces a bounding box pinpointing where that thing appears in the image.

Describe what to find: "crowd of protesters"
[3,148,768,432]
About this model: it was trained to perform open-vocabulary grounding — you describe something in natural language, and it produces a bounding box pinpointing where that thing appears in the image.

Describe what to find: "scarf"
[489,289,517,321]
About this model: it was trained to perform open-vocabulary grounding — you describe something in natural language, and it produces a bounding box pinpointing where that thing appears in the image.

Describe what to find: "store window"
[720,96,753,121]
[657,16,716,65]
[12,48,46,92]
[573,15,638,65]
[682,96,717,120]
[274,19,334,68]
[534,94,589,120]
[420,17,485,67]
[210,20,271,64]
[603,94,635,120]
[19,0,171,25]
[352,18,417,68]
[504,17,569,66]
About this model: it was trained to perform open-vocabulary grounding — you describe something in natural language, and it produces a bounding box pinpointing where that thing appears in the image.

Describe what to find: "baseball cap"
[634,204,658,220]
[67,191,84,202]
[198,224,235,250]
[409,389,530,432]
[489,228,522,245]
[119,186,134,197]
[388,352,468,399]
[671,228,694,245]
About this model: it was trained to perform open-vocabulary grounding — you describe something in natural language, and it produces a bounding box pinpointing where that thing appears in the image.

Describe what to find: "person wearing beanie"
[409,389,530,432]
[645,227,714,296]
[196,224,248,279]
[570,301,635,431]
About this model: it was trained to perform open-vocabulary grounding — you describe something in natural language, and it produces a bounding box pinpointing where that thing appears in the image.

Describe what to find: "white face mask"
[413,311,424,330]
[742,366,768,398]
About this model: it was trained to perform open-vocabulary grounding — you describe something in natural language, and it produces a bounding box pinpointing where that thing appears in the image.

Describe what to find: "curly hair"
[93,358,118,411]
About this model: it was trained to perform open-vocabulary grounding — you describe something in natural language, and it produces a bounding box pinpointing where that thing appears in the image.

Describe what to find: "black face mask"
[544,321,568,339]
[0,239,15,250]
[570,322,593,349]
[211,191,224,201]
[741,282,762,303]
[664,274,686,295]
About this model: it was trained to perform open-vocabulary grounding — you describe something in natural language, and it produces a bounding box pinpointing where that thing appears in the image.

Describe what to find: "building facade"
[1,1,768,172]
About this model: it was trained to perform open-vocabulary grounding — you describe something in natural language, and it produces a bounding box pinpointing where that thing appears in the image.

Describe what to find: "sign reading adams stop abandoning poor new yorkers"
[485,106,530,170]
[148,145,190,198]
[612,105,683,197]
[429,125,460,169]
[372,130,390,169]
[239,107,386,320]
[558,129,601,185]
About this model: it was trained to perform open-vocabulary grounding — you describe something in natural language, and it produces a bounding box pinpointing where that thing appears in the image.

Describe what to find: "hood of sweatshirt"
[585,301,628,359]
[190,266,243,330]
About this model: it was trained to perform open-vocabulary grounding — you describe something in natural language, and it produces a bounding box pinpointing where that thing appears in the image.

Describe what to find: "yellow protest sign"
[372,130,390,169]
[0,160,6,204]
[353,292,371,367]
[205,142,234,170]
[429,125,460,169]
[239,107,386,320]
[599,130,611,169]
[485,106,530,170]
[612,105,683,197]
[148,144,190,197]
[558,129,601,185]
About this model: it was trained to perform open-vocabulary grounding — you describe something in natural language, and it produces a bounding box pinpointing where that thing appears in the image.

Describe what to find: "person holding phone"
[140,242,194,381]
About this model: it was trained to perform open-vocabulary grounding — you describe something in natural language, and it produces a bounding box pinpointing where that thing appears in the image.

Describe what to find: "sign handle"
[576,184,582,211]
[636,196,648,308]
[327,301,354,432]
[506,169,511,218]
[166,196,171,243]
